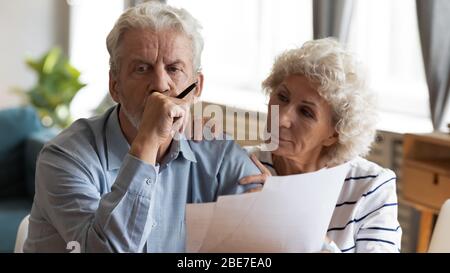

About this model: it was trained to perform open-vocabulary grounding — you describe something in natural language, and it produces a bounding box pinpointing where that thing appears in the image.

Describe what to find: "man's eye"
[136,64,149,73]
[167,66,181,73]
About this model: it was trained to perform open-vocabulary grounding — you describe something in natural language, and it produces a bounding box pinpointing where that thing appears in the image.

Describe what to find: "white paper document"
[186,162,350,253]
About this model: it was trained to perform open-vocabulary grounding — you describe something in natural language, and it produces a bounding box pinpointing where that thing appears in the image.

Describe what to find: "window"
[348,0,432,132]
[68,0,124,120]
[169,0,313,113]
[67,0,436,132]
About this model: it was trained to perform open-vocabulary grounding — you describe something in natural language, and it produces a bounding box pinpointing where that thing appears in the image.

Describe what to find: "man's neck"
[118,107,172,164]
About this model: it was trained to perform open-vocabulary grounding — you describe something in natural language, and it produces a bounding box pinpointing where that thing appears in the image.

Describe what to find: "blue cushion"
[0,147,25,197]
[25,129,57,198]
[0,106,42,156]
[0,198,32,252]
[0,107,43,198]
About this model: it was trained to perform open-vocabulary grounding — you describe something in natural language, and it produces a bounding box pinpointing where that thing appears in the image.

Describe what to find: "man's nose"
[149,66,171,94]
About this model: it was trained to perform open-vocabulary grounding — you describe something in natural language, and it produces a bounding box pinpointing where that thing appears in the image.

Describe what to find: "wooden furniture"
[402,133,450,252]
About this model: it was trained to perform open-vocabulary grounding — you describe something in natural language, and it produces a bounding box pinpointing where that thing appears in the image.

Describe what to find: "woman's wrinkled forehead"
[280,75,325,102]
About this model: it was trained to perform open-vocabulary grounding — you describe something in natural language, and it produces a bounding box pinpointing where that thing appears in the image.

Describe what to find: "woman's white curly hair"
[262,38,378,165]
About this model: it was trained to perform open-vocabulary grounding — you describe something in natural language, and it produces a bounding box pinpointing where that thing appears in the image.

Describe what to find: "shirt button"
[152,222,157,228]
[145,178,152,185]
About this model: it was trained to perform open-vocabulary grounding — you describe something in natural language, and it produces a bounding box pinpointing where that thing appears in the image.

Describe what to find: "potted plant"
[23,47,86,128]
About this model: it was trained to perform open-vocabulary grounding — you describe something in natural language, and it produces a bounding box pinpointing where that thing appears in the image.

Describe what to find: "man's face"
[109,28,201,128]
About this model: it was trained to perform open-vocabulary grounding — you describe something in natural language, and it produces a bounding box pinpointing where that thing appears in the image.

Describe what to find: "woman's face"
[267,74,338,162]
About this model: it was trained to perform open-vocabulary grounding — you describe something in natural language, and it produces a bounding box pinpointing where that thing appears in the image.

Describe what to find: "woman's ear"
[194,73,204,97]
[323,131,339,147]
[109,70,120,103]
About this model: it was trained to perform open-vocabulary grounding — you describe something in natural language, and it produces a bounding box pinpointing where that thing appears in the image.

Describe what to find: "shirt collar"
[167,133,197,163]
[105,105,130,170]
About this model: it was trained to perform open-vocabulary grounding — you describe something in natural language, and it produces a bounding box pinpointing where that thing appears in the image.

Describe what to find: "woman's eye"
[301,108,314,119]
[277,93,288,102]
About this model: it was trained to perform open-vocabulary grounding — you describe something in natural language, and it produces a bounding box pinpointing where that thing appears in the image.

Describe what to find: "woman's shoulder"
[340,157,397,199]
[347,157,396,181]
[337,157,398,217]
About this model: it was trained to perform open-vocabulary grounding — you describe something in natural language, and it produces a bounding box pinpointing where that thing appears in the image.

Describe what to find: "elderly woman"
[240,38,401,253]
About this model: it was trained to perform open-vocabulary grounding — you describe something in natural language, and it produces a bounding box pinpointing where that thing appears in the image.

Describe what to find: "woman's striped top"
[246,146,402,253]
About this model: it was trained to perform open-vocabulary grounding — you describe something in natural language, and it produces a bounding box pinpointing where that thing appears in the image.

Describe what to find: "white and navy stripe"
[245,146,402,253]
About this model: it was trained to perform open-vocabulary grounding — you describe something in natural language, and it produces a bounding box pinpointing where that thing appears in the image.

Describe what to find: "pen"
[176,81,198,99]
[172,81,198,127]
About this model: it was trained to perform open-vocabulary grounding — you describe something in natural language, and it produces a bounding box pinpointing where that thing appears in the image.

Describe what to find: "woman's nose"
[278,106,293,128]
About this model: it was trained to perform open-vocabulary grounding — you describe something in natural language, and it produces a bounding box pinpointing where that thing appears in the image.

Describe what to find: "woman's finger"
[250,154,272,176]
[245,186,263,193]
[239,174,267,185]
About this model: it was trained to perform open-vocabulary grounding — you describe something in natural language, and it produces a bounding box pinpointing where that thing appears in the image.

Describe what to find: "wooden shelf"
[402,133,450,252]
[404,133,450,148]
[404,159,450,176]
[401,197,439,214]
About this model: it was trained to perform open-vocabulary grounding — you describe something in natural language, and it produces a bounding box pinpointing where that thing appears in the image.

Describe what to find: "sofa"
[0,106,56,252]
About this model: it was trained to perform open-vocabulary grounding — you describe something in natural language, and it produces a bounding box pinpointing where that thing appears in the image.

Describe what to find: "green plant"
[24,47,86,128]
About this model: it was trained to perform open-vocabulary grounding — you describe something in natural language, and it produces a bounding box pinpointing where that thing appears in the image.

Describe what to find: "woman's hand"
[239,154,272,193]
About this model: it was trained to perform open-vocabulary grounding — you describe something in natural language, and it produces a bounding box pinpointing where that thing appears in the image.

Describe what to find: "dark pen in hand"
[176,81,198,99]
[172,81,198,128]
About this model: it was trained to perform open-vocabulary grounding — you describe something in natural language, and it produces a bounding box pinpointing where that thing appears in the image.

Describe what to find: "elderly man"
[24,2,260,253]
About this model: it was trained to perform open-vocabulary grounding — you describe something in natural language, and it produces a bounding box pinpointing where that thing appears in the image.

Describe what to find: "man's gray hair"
[106,1,204,74]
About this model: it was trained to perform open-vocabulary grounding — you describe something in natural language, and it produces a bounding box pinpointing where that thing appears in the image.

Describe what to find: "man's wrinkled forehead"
[116,28,194,65]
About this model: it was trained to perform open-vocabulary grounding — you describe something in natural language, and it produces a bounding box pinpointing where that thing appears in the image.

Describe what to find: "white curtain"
[416,0,450,130]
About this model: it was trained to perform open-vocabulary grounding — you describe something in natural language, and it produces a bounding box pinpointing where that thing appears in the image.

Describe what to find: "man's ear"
[194,72,204,97]
[109,70,120,103]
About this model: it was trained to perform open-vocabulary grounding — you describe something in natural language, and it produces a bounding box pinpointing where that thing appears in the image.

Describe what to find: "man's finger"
[168,104,185,119]
[172,113,185,129]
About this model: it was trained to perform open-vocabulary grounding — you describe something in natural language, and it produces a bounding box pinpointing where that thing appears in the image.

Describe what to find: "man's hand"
[130,92,191,164]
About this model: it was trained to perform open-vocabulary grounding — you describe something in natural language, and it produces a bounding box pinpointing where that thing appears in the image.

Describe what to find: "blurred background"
[0,0,449,253]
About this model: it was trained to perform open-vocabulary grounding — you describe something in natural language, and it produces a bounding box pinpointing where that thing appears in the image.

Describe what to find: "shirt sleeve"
[354,169,402,253]
[216,140,262,196]
[34,144,158,253]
